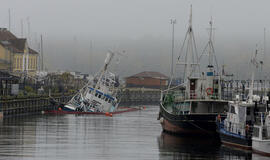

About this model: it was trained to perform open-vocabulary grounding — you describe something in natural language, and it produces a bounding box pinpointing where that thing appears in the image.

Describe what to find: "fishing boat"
[60,51,120,113]
[217,48,266,149]
[217,98,257,149]
[252,111,270,156]
[158,6,227,136]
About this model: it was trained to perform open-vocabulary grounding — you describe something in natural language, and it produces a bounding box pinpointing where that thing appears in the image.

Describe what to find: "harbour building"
[0,28,39,76]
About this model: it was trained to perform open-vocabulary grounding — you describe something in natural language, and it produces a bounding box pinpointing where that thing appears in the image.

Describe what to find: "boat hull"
[62,104,76,112]
[252,138,270,156]
[159,104,221,136]
[217,128,252,150]
[45,107,140,115]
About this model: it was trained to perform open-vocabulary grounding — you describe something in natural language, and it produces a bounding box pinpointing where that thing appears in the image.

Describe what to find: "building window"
[20,58,22,69]
[16,58,19,69]
[18,57,20,70]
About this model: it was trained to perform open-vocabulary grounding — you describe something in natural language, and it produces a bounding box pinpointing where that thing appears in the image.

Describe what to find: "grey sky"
[0,0,269,78]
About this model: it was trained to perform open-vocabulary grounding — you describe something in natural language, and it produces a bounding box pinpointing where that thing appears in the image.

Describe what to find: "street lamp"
[170,19,176,79]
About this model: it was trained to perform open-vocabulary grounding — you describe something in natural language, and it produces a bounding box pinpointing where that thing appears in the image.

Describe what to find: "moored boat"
[217,99,256,150]
[252,111,270,156]
[217,48,267,150]
[158,6,228,136]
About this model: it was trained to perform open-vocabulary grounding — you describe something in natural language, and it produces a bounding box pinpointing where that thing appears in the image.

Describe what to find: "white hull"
[63,52,120,113]
[252,138,270,156]
[64,104,76,111]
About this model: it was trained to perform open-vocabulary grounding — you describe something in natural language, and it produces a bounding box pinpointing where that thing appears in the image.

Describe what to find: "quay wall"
[119,88,161,106]
[0,94,73,117]
[0,88,161,118]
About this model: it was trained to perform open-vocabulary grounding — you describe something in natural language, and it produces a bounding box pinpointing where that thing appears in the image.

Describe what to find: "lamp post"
[170,19,176,78]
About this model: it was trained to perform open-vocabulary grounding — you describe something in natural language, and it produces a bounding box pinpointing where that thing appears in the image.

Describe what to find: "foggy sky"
[0,0,270,79]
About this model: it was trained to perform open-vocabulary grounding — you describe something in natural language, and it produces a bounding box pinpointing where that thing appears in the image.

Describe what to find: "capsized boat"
[158,6,227,136]
[62,51,120,113]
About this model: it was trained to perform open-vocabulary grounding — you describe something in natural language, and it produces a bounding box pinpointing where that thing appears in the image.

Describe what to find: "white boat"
[62,51,120,113]
[252,110,270,156]
[217,48,264,150]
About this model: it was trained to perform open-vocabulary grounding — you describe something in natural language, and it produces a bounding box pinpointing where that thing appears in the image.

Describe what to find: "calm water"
[0,106,268,160]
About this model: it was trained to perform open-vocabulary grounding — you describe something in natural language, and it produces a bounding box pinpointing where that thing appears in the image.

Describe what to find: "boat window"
[253,127,259,137]
[105,98,108,102]
[95,93,98,97]
[108,99,111,103]
[247,107,250,115]
[230,106,236,114]
[98,94,101,98]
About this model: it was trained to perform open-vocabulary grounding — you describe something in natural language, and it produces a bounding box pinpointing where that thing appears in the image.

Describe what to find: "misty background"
[0,0,269,79]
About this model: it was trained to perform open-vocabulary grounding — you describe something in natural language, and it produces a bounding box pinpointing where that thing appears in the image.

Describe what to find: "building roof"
[29,48,39,54]
[9,39,26,53]
[0,40,20,52]
[0,28,38,55]
[0,28,27,53]
[127,71,168,79]
[0,28,17,41]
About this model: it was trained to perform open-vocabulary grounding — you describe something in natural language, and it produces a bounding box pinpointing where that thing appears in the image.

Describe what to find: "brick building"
[125,71,168,89]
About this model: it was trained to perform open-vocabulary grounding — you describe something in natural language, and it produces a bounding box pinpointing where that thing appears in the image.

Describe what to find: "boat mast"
[208,18,214,69]
[178,5,200,83]
[248,48,258,103]
[200,17,219,73]
[94,51,114,91]
[176,5,200,99]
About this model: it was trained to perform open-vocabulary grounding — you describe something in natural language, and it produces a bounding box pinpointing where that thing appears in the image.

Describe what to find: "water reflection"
[0,106,269,159]
[0,106,163,160]
[158,131,270,160]
[158,132,220,159]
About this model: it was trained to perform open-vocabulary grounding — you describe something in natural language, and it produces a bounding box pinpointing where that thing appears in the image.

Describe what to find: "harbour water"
[0,106,268,160]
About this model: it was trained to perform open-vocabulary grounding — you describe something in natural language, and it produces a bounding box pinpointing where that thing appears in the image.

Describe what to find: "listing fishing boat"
[217,48,266,149]
[252,111,270,156]
[60,51,120,113]
[158,6,227,136]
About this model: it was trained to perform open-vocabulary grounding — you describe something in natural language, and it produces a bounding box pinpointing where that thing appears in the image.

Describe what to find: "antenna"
[27,17,31,46]
[21,19,24,38]
[8,9,11,31]
[40,35,44,71]
[264,28,266,55]
[89,40,93,74]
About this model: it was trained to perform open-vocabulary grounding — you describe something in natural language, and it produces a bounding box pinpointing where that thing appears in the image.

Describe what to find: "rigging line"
[183,35,190,80]
[199,42,209,62]
[190,35,196,77]
[178,29,189,60]
[211,41,219,74]
[191,29,200,73]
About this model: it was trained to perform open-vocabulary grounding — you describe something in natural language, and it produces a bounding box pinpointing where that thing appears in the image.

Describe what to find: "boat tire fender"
[206,88,214,95]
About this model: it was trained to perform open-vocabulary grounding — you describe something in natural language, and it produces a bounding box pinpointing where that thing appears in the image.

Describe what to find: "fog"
[0,0,270,79]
